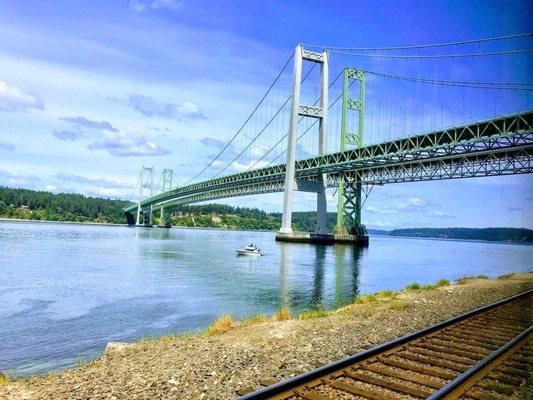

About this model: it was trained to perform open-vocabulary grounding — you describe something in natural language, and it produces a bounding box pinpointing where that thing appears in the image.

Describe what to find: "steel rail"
[237,289,532,399]
[427,326,532,399]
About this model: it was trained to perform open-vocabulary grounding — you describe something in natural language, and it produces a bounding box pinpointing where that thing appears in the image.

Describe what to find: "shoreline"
[2,273,531,399]
[1,217,531,245]
[0,217,127,227]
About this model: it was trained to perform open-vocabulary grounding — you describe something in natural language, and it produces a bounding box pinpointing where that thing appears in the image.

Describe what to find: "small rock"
[105,342,130,353]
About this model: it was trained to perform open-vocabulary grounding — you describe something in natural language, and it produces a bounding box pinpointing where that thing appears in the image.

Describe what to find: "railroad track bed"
[239,291,532,400]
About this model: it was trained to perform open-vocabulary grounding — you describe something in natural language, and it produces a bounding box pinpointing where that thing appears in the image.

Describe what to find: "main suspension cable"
[303,33,532,51]
[324,49,533,58]
[365,70,533,90]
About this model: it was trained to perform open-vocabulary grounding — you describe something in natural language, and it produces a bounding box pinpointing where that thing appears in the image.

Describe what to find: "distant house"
[20,205,31,210]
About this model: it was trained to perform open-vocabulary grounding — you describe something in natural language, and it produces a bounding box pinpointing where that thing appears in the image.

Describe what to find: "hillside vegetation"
[389,227,533,243]
[0,186,130,223]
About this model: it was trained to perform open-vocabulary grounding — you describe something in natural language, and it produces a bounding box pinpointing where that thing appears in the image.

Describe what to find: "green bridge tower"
[335,67,368,239]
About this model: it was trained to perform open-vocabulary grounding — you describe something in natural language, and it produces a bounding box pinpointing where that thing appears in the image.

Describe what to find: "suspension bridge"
[124,34,533,244]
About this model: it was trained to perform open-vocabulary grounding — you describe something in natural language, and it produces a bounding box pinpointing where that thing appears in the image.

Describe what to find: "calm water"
[1,221,531,376]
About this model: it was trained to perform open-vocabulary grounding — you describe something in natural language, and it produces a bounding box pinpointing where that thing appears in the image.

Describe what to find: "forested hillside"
[390,227,533,243]
[166,204,338,232]
[0,186,131,223]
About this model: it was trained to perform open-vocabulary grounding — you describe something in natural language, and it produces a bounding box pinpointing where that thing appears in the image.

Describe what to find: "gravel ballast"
[1,273,531,400]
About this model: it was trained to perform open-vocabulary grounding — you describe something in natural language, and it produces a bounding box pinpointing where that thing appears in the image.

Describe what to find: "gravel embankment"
[2,273,531,400]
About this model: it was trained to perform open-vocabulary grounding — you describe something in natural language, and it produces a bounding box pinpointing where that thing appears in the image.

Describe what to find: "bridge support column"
[157,169,173,228]
[135,165,154,226]
[280,45,302,234]
[334,68,368,242]
[316,47,329,234]
[280,45,329,234]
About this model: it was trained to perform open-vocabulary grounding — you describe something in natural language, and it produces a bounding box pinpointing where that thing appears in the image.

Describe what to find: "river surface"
[0,220,531,376]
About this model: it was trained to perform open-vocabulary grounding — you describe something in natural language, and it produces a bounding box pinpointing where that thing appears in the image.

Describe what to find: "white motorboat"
[236,244,262,256]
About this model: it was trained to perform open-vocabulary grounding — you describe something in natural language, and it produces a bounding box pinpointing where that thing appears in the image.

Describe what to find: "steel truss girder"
[152,144,531,212]
[124,111,533,213]
[335,148,532,185]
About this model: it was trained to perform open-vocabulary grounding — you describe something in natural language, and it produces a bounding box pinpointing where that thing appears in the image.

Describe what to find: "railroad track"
[238,290,532,400]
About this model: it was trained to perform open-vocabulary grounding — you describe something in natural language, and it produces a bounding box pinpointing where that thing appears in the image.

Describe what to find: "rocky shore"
[2,273,531,400]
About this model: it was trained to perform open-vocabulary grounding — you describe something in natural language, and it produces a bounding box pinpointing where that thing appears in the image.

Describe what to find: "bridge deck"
[125,111,532,213]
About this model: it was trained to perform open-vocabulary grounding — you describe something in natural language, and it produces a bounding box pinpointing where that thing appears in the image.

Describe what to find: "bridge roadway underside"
[125,111,533,231]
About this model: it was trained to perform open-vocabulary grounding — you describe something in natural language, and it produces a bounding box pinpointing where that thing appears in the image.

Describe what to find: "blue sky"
[0,0,531,229]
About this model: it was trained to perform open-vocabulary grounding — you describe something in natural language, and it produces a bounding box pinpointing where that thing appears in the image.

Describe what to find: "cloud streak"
[53,128,84,141]
[0,81,44,112]
[0,141,16,151]
[60,116,118,132]
[55,172,132,189]
[130,0,183,12]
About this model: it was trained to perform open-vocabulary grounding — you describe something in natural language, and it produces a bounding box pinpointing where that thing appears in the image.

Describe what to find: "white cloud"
[230,160,269,172]
[250,145,269,158]
[430,210,456,218]
[130,0,183,12]
[367,221,392,228]
[87,132,170,157]
[118,94,206,121]
[96,188,121,197]
[367,206,397,215]
[0,169,40,187]
[396,197,427,210]
[0,81,44,112]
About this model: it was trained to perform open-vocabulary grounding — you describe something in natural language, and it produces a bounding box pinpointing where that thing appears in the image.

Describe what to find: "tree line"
[389,227,533,243]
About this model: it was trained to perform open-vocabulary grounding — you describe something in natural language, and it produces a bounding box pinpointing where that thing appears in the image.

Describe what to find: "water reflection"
[312,246,326,309]
[278,243,363,311]
[333,245,363,308]
[279,243,290,308]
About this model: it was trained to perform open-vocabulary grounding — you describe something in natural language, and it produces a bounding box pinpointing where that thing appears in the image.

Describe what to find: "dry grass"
[376,290,397,299]
[389,301,411,311]
[434,278,450,287]
[207,314,233,335]
[273,307,291,321]
[456,275,490,284]
[406,278,449,291]
[405,282,421,290]
[240,314,267,326]
[354,294,378,304]
[297,309,329,320]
